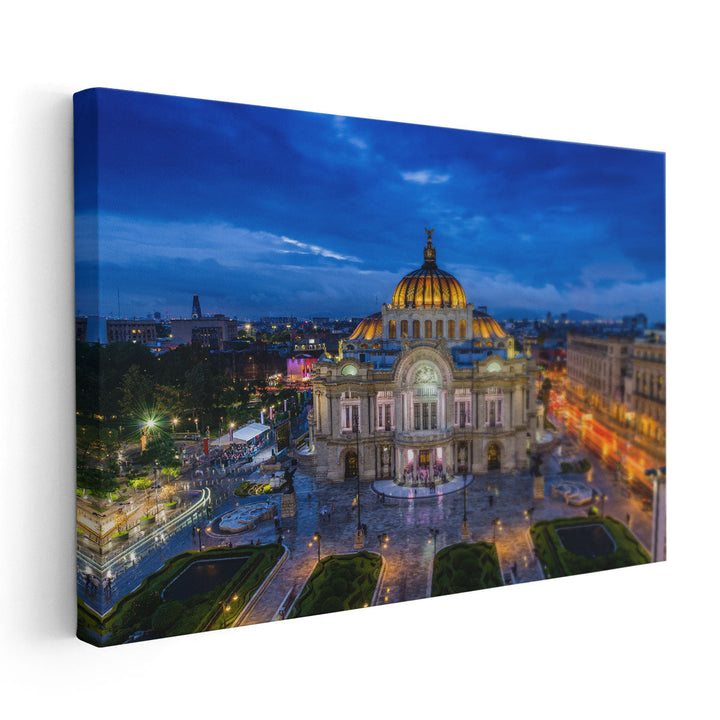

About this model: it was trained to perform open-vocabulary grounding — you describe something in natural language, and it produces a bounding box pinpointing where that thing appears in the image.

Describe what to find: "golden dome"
[473,310,507,340]
[391,233,467,309]
[348,312,382,341]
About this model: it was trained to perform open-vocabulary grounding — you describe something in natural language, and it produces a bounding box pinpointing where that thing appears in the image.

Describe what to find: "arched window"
[436,319,443,337]
[401,320,408,338]
[447,320,455,338]
[412,320,420,338]
[459,319,467,338]
[425,319,432,338]
[388,320,396,339]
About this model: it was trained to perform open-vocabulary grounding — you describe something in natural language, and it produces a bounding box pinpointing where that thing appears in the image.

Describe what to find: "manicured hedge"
[431,542,503,597]
[560,459,592,473]
[91,544,283,646]
[289,552,381,619]
[530,516,650,578]
[234,481,272,497]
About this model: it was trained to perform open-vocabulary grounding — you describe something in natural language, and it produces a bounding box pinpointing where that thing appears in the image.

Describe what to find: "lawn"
[431,542,503,597]
[78,544,283,646]
[289,551,381,618]
[530,516,650,578]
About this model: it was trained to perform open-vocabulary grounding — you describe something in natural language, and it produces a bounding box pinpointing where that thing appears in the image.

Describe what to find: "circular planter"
[140,515,156,527]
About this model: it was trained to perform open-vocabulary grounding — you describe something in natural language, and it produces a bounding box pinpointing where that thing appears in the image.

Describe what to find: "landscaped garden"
[431,542,503,596]
[560,458,592,474]
[234,480,273,497]
[530,516,650,578]
[288,551,382,618]
[77,544,284,646]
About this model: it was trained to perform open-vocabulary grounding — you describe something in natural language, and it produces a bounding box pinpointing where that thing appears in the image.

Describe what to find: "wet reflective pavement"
[80,434,654,625]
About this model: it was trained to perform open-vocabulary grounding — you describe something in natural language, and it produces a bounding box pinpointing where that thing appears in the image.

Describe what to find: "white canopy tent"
[211,422,272,447]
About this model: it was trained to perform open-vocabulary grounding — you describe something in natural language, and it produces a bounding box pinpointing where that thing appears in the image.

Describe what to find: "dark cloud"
[74,89,666,322]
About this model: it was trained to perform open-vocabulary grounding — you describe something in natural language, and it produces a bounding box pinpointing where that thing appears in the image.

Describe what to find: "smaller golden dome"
[348,312,382,341]
[472,311,507,340]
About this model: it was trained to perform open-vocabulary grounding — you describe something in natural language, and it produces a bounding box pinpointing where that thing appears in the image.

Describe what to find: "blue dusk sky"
[75,88,665,323]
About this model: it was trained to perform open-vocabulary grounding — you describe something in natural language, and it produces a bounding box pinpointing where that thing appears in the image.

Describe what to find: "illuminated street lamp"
[377,533,389,557]
[218,600,232,629]
[353,415,364,549]
[492,517,502,543]
[428,528,440,555]
[309,531,321,561]
[601,493,608,516]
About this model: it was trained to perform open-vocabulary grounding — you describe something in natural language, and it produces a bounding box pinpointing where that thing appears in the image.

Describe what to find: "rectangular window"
[414,403,421,430]
[388,320,396,339]
[448,320,455,338]
[436,320,443,337]
[413,320,420,338]
[401,320,408,338]
[422,403,429,429]
[430,402,437,429]
[425,319,432,338]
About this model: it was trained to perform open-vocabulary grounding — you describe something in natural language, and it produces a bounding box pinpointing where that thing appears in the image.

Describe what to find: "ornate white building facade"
[309,231,541,483]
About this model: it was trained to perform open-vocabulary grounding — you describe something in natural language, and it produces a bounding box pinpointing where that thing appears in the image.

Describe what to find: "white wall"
[1,2,713,717]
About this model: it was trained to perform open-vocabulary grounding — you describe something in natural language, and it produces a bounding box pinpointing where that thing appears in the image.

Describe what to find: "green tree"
[119,365,155,418]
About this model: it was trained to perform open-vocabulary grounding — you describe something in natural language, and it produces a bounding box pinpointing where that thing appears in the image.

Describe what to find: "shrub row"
[290,552,381,619]
[530,516,650,579]
[431,542,503,597]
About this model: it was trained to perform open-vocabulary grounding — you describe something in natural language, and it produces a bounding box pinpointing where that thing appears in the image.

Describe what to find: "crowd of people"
[400,463,448,490]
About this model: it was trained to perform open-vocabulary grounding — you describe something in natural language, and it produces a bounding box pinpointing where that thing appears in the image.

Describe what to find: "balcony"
[394,427,454,445]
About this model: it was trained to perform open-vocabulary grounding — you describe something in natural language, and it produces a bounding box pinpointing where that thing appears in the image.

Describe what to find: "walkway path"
[85,426,657,625]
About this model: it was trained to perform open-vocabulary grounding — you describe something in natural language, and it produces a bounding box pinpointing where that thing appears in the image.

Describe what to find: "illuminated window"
[425,320,432,338]
[459,319,467,338]
[448,320,455,338]
[412,320,420,338]
[340,391,360,432]
[484,387,504,427]
[413,401,437,430]
[401,320,408,338]
[436,320,443,337]
[388,320,396,339]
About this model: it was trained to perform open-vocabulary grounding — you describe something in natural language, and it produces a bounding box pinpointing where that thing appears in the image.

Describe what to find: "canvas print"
[75,88,665,646]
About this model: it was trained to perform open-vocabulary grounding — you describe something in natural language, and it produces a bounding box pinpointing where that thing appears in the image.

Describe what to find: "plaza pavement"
[80,430,656,629]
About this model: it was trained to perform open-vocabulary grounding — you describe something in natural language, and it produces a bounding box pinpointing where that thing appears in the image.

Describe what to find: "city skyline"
[75,89,665,322]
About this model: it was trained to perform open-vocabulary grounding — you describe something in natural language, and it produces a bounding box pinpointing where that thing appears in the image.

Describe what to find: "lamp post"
[461,481,470,540]
[196,525,203,551]
[310,531,321,562]
[492,517,502,543]
[377,533,389,557]
[428,528,440,556]
[354,415,364,549]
